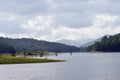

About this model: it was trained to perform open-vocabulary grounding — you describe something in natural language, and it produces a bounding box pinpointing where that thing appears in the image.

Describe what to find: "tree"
[0,40,16,54]
[88,33,120,52]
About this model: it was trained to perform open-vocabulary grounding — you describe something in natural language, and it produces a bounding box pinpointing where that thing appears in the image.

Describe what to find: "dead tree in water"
[40,52,44,57]
[70,51,72,56]
[27,52,34,57]
[35,51,38,57]
[55,53,58,56]
[69,48,72,56]
[24,52,27,58]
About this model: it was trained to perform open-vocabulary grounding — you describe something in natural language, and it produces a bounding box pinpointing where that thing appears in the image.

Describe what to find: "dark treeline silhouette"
[0,40,16,55]
[88,33,120,52]
[0,37,81,53]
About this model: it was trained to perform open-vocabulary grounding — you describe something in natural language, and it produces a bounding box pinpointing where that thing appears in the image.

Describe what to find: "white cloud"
[9,14,118,42]
[0,33,5,37]
[22,15,54,31]
[93,14,117,28]
[0,0,120,42]
[50,14,120,41]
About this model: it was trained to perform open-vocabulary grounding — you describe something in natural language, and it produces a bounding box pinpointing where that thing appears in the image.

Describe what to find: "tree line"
[0,40,16,55]
[0,37,81,53]
[88,33,120,52]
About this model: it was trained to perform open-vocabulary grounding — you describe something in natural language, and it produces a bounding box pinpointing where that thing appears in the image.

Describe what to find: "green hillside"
[0,37,81,53]
[0,40,16,54]
[88,33,120,52]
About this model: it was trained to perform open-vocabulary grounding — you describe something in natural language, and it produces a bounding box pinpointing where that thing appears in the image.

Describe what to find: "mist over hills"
[55,38,94,47]
[55,35,111,48]
[55,39,81,47]
[81,35,111,47]
[88,33,120,52]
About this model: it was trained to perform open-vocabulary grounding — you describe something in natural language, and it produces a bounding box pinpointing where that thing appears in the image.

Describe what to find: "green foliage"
[88,33,120,52]
[0,55,64,64]
[0,37,81,53]
[0,39,16,54]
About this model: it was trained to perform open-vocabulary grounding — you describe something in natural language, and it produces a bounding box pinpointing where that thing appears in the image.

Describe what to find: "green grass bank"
[0,55,64,64]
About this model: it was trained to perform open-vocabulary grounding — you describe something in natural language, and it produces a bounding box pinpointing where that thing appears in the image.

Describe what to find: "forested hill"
[0,40,16,54]
[0,37,81,53]
[88,33,120,52]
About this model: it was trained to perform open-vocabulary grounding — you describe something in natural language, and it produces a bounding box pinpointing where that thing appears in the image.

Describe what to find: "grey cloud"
[0,0,50,15]
[49,0,120,28]
[113,17,120,26]
[0,0,120,39]
[53,13,94,28]
[89,1,120,15]
[0,14,27,34]
[52,0,120,15]
[1,0,120,23]
[0,22,26,34]
[53,0,89,3]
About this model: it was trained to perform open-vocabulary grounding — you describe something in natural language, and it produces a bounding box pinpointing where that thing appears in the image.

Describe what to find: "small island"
[0,53,64,64]
[0,52,65,64]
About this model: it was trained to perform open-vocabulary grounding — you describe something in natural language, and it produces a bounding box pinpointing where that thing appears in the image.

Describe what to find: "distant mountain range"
[55,39,81,47]
[55,35,111,48]
[0,37,81,53]
[81,35,110,47]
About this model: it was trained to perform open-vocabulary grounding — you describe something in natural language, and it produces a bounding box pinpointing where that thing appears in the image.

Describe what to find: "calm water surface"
[0,53,120,80]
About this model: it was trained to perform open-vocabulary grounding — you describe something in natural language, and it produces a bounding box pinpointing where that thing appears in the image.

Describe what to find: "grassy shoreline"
[0,55,64,64]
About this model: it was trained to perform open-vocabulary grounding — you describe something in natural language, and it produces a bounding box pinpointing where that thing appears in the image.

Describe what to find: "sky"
[0,0,120,42]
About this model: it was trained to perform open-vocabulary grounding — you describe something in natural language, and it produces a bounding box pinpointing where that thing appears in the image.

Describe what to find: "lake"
[0,52,120,80]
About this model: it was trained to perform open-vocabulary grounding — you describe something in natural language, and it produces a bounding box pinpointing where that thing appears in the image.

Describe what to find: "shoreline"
[0,56,65,64]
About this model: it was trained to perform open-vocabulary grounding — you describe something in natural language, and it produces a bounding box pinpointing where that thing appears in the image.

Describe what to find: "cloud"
[93,14,117,28]
[22,15,54,37]
[0,0,120,42]
[0,0,50,15]
[0,14,27,34]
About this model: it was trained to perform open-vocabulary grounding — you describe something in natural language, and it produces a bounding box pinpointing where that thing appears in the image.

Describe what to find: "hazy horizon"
[0,0,120,42]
